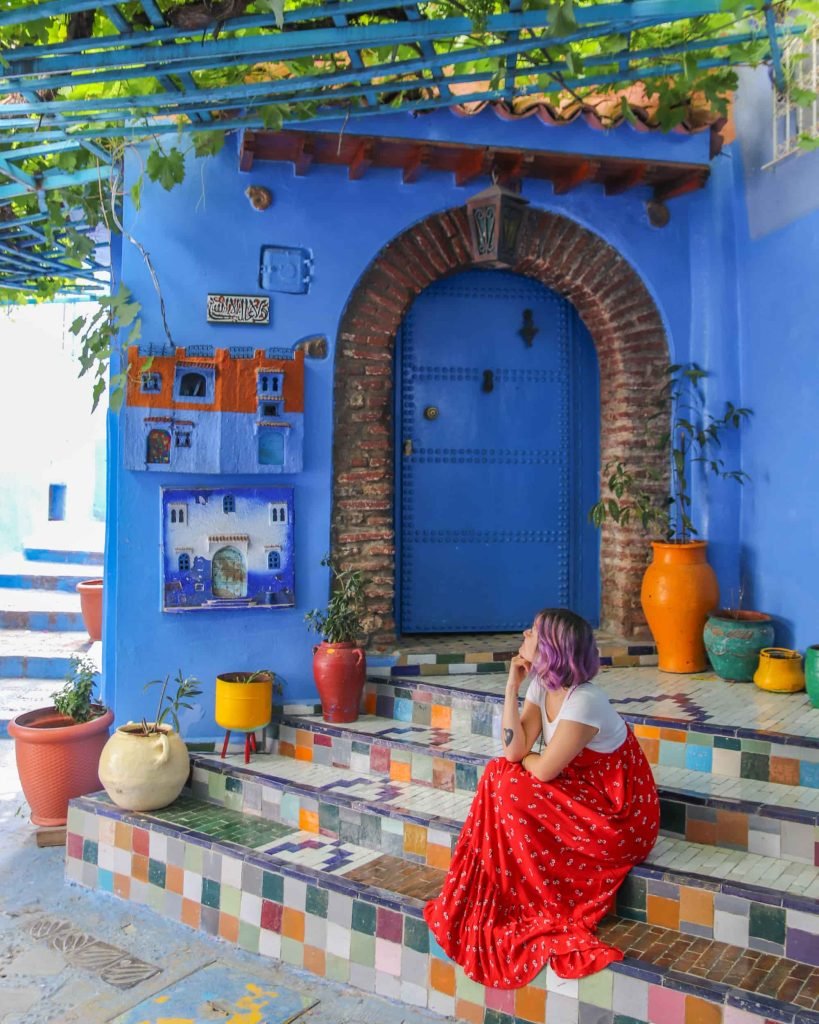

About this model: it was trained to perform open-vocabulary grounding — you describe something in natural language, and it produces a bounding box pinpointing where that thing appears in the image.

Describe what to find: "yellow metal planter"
[215,673,274,731]
[753,648,805,693]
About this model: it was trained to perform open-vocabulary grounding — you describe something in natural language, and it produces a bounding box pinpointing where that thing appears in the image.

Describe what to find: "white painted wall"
[0,302,107,556]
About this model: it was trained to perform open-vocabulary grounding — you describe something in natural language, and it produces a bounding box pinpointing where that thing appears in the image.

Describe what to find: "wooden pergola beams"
[238,129,709,204]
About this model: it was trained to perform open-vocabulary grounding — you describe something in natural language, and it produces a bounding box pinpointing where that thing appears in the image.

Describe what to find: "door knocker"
[519,308,539,348]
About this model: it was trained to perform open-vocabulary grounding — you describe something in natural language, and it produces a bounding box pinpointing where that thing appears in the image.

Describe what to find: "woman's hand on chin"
[507,655,532,693]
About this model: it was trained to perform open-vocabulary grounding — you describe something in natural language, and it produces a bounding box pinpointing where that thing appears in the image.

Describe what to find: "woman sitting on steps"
[424,607,660,986]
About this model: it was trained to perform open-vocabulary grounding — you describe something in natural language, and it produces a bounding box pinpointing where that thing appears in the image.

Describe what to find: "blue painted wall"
[732,69,819,649]
[111,110,745,737]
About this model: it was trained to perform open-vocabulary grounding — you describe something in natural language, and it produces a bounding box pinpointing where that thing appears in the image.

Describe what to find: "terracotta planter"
[76,578,103,642]
[312,642,366,723]
[98,723,190,812]
[641,541,719,674]
[703,611,775,682]
[753,648,805,694]
[8,706,113,826]
[805,646,819,708]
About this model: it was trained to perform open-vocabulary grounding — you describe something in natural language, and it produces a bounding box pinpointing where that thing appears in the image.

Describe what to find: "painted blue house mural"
[161,485,294,611]
[123,346,305,474]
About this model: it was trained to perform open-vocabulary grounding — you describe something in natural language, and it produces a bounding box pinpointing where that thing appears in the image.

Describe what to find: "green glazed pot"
[703,610,775,682]
[806,645,819,709]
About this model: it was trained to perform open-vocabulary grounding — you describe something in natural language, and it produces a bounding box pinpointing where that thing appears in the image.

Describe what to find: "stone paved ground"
[0,740,442,1024]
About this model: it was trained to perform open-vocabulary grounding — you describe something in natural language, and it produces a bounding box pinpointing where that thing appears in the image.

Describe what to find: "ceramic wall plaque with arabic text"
[207,293,270,325]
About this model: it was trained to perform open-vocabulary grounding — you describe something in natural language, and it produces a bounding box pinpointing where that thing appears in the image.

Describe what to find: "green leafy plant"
[305,556,367,644]
[51,656,106,724]
[589,363,752,543]
[139,670,203,735]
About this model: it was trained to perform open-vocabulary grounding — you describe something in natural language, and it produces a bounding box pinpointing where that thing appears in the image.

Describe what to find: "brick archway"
[332,205,668,646]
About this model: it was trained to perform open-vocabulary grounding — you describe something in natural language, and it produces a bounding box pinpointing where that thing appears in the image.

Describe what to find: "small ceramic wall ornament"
[161,484,295,612]
[245,185,273,211]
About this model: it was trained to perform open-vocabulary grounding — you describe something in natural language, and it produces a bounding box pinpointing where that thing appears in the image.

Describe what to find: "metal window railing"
[766,31,819,167]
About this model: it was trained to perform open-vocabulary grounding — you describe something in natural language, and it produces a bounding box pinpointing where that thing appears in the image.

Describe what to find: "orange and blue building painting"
[124,345,305,474]
[161,486,295,612]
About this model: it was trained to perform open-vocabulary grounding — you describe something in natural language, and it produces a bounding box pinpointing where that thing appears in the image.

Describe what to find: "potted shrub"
[8,656,114,826]
[703,585,775,682]
[590,364,751,674]
[98,670,202,812]
[305,557,367,723]
[215,669,280,762]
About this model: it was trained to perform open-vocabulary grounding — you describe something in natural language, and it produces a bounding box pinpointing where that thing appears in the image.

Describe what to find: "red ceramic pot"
[76,578,104,642]
[312,642,366,723]
[9,706,114,826]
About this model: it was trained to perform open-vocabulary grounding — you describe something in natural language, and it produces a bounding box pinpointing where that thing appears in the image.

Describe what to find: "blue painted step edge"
[0,655,82,679]
[23,548,103,566]
[0,572,91,593]
[0,610,85,631]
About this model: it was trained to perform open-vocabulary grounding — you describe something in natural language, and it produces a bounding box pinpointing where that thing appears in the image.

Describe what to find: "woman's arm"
[521,719,598,781]
[502,655,542,762]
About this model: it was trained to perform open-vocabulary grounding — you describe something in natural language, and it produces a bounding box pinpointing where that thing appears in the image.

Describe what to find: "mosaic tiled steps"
[189,750,819,967]
[364,669,819,790]
[66,793,819,1024]
[196,741,819,869]
[269,709,819,867]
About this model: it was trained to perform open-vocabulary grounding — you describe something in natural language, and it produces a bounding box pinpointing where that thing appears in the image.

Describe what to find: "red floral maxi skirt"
[423,729,659,987]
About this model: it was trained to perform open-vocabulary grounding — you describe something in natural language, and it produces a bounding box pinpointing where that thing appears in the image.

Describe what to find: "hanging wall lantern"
[466,184,529,267]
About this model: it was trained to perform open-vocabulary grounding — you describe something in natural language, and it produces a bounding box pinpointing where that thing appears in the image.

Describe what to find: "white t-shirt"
[523,677,627,753]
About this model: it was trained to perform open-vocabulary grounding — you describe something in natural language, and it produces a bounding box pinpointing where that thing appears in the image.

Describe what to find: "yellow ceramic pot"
[753,648,805,693]
[215,672,274,731]
[98,723,190,811]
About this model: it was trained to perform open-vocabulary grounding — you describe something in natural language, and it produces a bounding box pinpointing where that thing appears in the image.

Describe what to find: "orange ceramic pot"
[641,541,719,674]
[8,706,114,826]
[76,578,103,642]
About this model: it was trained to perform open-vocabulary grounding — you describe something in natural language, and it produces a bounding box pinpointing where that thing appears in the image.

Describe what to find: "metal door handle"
[482,370,494,393]
[403,439,413,457]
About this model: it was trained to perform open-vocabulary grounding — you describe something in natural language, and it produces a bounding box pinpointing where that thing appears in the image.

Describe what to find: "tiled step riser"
[189,759,819,966]
[65,799,787,1024]
[661,796,818,868]
[0,609,85,631]
[365,678,819,791]
[386,640,658,673]
[270,719,819,868]
[23,547,103,566]
[0,571,89,593]
[0,654,78,678]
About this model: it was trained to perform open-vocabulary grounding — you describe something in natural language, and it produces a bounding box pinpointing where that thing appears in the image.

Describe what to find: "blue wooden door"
[398,269,599,633]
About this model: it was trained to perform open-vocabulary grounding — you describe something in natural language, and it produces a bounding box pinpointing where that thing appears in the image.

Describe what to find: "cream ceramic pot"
[98,722,190,811]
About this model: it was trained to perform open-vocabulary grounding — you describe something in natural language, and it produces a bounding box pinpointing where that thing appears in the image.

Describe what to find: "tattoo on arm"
[503,728,514,747]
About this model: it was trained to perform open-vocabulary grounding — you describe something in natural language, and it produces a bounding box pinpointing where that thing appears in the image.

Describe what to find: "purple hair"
[530,608,599,692]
